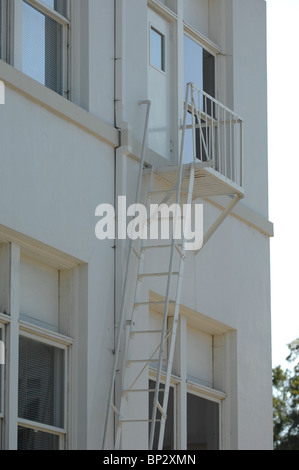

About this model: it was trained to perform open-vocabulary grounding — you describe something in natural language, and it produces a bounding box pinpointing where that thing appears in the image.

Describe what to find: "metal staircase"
[102,83,244,450]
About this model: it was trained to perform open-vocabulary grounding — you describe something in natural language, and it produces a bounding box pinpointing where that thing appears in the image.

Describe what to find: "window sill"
[0,60,120,149]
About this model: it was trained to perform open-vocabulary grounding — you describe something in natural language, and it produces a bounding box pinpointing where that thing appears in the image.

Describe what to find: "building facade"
[0,0,273,450]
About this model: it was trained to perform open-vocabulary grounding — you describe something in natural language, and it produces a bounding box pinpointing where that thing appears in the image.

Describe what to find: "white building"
[0,0,273,450]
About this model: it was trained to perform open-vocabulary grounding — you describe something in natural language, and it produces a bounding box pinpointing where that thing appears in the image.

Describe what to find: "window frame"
[150,25,166,73]
[0,0,11,63]
[22,0,70,97]
[17,323,72,450]
[3,0,71,97]
[183,30,217,99]
[186,380,224,451]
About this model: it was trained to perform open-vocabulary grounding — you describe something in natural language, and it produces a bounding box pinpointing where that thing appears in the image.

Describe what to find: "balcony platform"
[154,161,244,199]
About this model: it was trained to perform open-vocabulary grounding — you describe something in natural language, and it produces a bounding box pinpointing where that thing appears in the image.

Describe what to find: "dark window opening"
[187,393,219,450]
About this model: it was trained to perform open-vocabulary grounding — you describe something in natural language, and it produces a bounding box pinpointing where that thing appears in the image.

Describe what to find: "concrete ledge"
[0,61,120,149]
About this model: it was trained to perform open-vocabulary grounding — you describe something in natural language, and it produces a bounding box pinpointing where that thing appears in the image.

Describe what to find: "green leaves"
[273,339,299,450]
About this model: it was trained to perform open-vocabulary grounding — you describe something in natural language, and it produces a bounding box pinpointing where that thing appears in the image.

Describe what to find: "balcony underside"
[154,161,244,199]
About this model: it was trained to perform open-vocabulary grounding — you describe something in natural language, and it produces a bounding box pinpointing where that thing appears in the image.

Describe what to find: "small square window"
[150,27,165,72]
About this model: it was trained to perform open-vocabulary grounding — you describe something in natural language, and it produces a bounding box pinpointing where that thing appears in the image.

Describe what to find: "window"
[150,27,165,72]
[187,393,220,450]
[22,0,69,95]
[184,35,216,163]
[18,335,66,450]
[184,34,215,98]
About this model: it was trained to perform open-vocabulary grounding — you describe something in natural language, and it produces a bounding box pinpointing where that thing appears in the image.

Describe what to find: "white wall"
[0,0,272,451]
[232,0,269,218]
[0,83,116,448]
[184,0,209,38]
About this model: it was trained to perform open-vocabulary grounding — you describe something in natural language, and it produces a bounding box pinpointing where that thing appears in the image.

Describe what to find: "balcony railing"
[183,83,243,188]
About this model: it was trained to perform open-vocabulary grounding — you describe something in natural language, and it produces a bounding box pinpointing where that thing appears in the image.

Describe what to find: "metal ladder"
[102,85,193,450]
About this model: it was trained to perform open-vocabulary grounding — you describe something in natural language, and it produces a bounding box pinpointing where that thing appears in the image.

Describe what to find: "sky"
[266,0,299,368]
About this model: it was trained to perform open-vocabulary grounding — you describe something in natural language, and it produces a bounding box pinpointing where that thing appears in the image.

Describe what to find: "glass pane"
[42,0,55,9]
[18,336,65,429]
[18,426,60,450]
[22,1,63,94]
[149,380,175,450]
[187,393,219,450]
[184,35,215,99]
[42,0,68,18]
[184,35,203,92]
[150,27,165,71]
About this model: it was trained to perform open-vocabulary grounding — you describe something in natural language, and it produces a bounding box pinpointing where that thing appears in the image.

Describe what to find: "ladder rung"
[157,401,167,420]
[122,388,165,394]
[146,216,184,223]
[131,247,141,260]
[119,419,162,423]
[127,358,166,364]
[110,403,120,416]
[135,300,175,306]
[143,243,182,250]
[131,329,163,335]
[138,272,179,279]
[149,189,176,195]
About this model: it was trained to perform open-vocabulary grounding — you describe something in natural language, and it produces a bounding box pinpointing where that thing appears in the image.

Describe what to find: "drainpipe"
[103,0,131,450]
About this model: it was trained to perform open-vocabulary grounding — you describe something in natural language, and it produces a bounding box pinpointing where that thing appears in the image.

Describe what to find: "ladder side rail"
[149,83,191,450]
[114,167,155,449]
[113,219,148,449]
[157,164,195,450]
[120,165,155,380]
[102,100,151,450]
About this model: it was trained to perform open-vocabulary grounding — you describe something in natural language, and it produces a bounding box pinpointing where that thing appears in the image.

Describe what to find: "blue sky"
[266,0,299,368]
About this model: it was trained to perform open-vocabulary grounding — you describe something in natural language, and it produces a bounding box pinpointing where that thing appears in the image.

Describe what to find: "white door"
[148,9,172,160]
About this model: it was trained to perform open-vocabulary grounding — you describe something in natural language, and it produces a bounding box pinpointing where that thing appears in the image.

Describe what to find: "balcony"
[155,83,244,200]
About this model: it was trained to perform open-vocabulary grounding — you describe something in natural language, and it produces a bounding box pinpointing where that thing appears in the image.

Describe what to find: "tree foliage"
[273,339,299,450]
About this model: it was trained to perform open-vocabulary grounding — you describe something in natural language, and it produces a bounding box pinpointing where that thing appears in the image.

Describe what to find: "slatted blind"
[18,336,64,429]
[22,1,63,94]
[18,426,60,450]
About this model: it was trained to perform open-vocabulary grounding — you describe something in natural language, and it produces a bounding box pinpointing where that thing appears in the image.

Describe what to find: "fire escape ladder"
[102,83,244,451]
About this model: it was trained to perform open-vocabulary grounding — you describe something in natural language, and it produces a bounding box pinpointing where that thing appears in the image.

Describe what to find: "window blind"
[18,426,60,450]
[18,336,64,429]
[22,1,63,94]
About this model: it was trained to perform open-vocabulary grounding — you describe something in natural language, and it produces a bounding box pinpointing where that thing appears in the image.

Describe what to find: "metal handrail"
[186,83,243,188]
